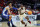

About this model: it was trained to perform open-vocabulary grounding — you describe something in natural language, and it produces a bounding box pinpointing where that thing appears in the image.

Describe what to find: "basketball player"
[2,1,13,27]
[18,4,31,27]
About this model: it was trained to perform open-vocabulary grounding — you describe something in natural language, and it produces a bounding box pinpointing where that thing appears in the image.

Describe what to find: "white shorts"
[19,13,26,21]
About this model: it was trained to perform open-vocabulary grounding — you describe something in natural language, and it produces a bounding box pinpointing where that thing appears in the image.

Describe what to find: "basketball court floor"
[0,20,40,27]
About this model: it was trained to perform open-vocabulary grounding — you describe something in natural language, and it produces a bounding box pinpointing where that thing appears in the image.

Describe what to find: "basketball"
[28,11,32,15]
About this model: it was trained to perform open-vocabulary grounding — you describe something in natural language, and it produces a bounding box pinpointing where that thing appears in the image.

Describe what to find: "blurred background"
[0,0,40,27]
[0,0,40,21]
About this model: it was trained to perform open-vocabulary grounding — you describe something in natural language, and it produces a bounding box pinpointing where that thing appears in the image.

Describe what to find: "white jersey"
[19,7,25,13]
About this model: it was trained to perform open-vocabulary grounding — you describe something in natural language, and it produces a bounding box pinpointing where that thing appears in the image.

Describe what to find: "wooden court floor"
[0,20,40,27]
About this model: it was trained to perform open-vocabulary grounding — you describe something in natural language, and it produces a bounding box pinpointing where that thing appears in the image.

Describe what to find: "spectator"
[0,7,2,14]
[38,11,40,15]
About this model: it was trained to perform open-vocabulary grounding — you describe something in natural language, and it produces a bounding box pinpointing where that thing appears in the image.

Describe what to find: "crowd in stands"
[0,0,40,15]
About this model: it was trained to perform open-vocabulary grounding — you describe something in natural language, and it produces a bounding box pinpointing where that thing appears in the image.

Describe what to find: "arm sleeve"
[13,7,17,10]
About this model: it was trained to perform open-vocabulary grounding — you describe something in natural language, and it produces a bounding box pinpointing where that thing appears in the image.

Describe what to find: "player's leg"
[19,15,25,24]
[25,16,29,21]
[7,16,12,27]
[7,15,12,27]
[21,20,25,24]
[23,14,27,27]
[8,15,12,23]
[20,16,27,27]
[25,16,31,24]
[2,15,11,27]
[11,19,16,27]
[24,14,31,24]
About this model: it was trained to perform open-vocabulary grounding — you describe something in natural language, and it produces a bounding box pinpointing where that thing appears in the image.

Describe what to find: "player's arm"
[17,7,21,15]
[8,9,12,15]
[6,7,12,21]
[18,9,21,15]
[6,7,11,15]
[24,10,29,14]
[13,7,17,10]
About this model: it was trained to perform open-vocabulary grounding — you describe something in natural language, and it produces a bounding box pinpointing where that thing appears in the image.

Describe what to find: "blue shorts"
[2,14,10,19]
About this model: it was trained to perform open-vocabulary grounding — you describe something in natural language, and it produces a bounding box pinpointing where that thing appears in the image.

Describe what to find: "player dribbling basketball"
[18,4,31,27]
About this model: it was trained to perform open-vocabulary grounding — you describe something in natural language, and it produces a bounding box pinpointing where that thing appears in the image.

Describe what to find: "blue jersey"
[2,8,8,15]
[2,6,10,16]
[2,6,10,19]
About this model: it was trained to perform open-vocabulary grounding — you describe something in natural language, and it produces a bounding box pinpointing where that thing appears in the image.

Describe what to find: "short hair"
[6,1,12,6]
